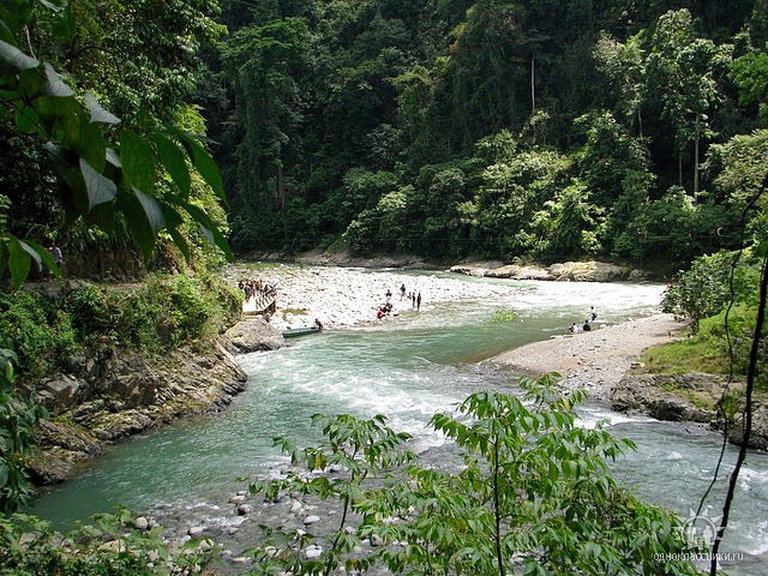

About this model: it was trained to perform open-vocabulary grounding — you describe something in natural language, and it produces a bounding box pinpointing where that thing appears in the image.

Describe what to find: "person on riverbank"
[583,319,592,331]
[386,289,392,302]
[568,322,578,333]
[417,292,422,311]
[411,292,416,308]
[400,284,406,300]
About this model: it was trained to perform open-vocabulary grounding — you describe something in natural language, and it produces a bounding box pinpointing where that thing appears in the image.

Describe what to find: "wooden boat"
[282,326,322,339]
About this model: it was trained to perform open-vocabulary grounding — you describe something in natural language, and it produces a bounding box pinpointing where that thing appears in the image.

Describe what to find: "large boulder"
[548,261,634,282]
[224,317,285,354]
[35,374,82,410]
[611,373,723,423]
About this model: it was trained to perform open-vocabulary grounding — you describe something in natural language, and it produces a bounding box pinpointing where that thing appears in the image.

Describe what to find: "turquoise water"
[31,273,768,573]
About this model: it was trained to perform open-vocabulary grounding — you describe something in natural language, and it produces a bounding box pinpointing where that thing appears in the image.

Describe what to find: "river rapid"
[32,267,768,574]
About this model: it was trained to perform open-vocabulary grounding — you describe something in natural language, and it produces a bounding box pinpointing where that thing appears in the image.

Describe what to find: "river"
[32,269,768,574]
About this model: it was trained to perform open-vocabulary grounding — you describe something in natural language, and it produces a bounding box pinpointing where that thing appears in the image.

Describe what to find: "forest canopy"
[203,0,768,269]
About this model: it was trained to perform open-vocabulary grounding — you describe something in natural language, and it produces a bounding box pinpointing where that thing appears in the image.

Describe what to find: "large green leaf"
[176,131,225,201]
[117,189,155,260]
[14,104,39,134]
[120,130,155,194]
[183,202,233,260]
[153,133,190,198]
[0,239,7,279]
[43,63,73,97]
[7,236,31,287]
[80,159,117,210]
[78,121,107,172]
[84,93,120,125]
[133,188,166,234]
[0,38,38,70]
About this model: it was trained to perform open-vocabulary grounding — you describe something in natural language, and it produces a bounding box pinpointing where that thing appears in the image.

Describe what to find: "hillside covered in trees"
[206,0,768,269]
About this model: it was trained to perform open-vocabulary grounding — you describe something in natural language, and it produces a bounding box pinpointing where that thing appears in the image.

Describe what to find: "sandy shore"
[489,313,685,398]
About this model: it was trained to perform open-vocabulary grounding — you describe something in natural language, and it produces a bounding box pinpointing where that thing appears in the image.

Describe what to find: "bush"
[663,248,761,330]
[0,290,78,380]
[0,510,214,576]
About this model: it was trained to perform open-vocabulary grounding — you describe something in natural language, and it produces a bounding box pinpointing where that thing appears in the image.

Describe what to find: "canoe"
[282,326,322,339]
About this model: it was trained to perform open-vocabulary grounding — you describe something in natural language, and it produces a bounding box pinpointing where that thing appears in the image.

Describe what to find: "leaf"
[133,188,165,234]
[176,131,225,201]
[153,133,190,198]
[14,104,39,134]
[43,63,73,96]
[117,189,155,261]
[80,159,117,210]
[7,236,31,287]
[84,93,120,125]
[183,202,233,260]
[120,130,155,193]
[0,38,39,70]
[78,121,107,173]
[23,239,60,278]
[39,0,65,11]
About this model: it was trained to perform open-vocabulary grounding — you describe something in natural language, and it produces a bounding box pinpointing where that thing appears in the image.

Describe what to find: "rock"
[611,373,722,423]
[548,261,632,282]
[724,403,768,451]
[134,516,149,531]
[223,317,285,354]
[187,526,205,537]
[305,546,323,559]
[237,504,251,515]
[229,495,246,504]
[303,515,320,525]
[370,534,384,547]
[289,500,303,514]
[36,374,81,410]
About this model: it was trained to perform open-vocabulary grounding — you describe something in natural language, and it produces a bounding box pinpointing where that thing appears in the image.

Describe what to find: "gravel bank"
[489,313,685,399]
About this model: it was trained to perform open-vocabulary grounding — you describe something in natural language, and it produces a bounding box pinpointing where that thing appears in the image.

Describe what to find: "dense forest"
[2,1,767,272]
[204,0,768,269]
[1,1,768,575]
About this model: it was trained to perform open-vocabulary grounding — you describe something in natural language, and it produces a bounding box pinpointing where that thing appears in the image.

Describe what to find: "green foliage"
[0,0,231,287]
[63,275,240,352]
[246,375,699,576]
[0,290,78,380]
[210,2,764,269]
[0,348,45,513]
[663,248,761,330]
[0,510,215,575]
[644,304,765,388]
[485,308,518,325]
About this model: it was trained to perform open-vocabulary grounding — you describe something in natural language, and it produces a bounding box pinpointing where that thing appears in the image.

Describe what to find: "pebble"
[370,534,384,547]
[303,515,320,525]
[237,504,252,515]
[134,517,149,531]
[231,556,251,565]
[305,545,323,559]
[230,495,246,504]
[187,526,205,537]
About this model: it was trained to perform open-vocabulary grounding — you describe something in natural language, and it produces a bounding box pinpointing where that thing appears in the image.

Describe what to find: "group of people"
[377,283,422,320]
[237,278,274,303]
[568,306,598,333]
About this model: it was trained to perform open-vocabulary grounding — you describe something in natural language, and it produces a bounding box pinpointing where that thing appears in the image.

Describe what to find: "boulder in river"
[223,317,285,354]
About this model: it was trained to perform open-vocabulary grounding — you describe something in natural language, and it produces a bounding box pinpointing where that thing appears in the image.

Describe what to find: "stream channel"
[32,270,768,574]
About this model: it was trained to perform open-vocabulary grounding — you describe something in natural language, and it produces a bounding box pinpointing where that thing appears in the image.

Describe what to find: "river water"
[32,271,768,574]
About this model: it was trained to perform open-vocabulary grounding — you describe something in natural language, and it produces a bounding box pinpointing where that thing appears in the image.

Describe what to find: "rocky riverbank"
[490,312,768,450]
[449,259,650,282]
[29,317,285,484]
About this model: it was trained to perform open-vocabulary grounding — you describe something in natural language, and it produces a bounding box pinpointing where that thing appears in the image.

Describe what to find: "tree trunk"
[694,113,701,198]
[530,53,536,114]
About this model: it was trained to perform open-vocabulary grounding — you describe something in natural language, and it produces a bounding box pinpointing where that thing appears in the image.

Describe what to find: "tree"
[0,0,231,286]
[247,376,701,576]
[646,9,732,196]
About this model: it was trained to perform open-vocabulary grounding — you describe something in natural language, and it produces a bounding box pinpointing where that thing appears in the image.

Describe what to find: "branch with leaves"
[0,0,231,288]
